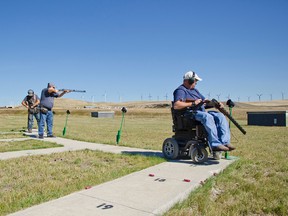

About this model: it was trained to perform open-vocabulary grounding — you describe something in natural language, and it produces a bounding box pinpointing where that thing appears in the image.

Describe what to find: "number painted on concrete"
[154,178,166,182]
[97,203,114,210]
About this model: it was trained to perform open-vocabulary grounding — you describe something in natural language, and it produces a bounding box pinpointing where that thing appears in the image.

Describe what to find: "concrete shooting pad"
[3,132,236,216]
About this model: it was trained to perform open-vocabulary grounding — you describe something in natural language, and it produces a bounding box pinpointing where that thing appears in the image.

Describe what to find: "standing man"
[173,70,235,151]
[38,83,70,139]
[21,89,40,133]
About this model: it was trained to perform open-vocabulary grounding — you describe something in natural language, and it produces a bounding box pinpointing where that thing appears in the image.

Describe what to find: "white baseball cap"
[183,71,202,81]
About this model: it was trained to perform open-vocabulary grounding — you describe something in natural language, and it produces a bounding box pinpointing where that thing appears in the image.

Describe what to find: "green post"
[62,110,70,136]
[225,106,233,159]
[116,107,127,144]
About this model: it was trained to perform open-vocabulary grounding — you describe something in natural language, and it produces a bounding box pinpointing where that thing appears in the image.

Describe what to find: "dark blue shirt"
[173,84,205,111]
[22,94,39,106]
[40,88,59,109]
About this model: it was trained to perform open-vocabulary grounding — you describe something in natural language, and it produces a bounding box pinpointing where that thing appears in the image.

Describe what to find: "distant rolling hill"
[8,98,288,111]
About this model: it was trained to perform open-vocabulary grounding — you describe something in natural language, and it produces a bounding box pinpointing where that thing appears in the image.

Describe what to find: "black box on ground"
[91,111,115,118]
[247,111,287,127]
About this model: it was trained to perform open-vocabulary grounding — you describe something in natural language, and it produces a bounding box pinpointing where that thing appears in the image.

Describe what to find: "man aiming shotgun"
[38,83,71,139]
[38,84,86,139]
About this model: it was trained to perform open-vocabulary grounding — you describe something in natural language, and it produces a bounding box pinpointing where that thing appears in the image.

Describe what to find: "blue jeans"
[194,110,230,147]
[28,112,40,130]
[38,110,54,136]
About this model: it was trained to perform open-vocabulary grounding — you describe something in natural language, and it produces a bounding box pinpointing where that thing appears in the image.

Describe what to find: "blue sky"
[1,0,287,106]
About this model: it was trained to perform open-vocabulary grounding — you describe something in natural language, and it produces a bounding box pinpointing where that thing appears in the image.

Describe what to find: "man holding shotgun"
[21,89,40,133]
[173,71,236,152]
[38,83,71,139]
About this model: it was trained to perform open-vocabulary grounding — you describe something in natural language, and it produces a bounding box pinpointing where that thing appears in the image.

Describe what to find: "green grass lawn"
[0,111,173,150]
[165,126,288,215]
[0,139,63,152]
[0,150,165,215]
[0,110,287,215]
[0,132,26,139]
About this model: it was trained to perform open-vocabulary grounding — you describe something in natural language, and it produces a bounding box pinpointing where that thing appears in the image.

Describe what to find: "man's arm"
[48,87,70,98]
[174,99,203,110]
[58,89,70,98]
[31,98,40,108]
[21,100,29,108]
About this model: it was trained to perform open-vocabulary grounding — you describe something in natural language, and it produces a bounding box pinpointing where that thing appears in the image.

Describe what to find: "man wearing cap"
[38,83,70,139]
[21,89,40,133]
[173,71,235,151]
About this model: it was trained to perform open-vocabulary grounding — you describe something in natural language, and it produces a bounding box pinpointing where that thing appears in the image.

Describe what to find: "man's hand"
[218,102,224,109]
[194,99,203,105]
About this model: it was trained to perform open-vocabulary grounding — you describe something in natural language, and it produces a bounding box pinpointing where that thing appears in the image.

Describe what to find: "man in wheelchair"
[173,70,235,152]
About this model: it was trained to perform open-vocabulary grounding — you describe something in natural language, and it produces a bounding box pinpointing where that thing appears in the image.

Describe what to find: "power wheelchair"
[162,103,222,163]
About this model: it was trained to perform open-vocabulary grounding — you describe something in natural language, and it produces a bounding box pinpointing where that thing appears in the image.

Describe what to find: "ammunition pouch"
[29,107,39,114]
[40,106,49,114]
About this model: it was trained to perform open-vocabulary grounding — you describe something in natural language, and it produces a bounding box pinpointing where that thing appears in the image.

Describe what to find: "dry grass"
[1,99,288,215]
[0,150,164,215]
[165,125,288,215]
[0,133,25,139]
[0,106,174,150]
[0,139,63,152]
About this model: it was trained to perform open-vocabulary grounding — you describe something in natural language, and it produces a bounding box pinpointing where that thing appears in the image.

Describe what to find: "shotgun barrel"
[211,99,246,135]
[58,89,86,93]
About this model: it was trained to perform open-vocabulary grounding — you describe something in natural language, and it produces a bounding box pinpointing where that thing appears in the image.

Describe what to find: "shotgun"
[185,98,246,135]
[210,99,246,135]
[58,89,86,93]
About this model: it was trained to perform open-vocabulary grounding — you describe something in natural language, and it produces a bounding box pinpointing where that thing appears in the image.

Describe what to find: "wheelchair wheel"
[190,146,208,163]
[162,138,179,159]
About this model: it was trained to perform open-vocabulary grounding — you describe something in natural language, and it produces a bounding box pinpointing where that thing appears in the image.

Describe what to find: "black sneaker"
[39,135,44,139]
[47,135,56,138]
[225,144,236,151]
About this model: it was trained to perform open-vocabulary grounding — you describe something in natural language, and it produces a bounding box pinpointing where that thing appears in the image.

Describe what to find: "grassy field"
[0,100,288,215]
[0,150,165,215]
[0,139,63,152]
[165,125,288,215]
[0,107,174,150]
